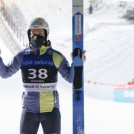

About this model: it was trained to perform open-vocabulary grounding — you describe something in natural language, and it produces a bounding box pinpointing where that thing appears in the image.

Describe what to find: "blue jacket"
[0,45,73,113]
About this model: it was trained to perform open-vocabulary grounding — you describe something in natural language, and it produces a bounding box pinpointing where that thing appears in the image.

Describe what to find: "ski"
[72,0,84,134]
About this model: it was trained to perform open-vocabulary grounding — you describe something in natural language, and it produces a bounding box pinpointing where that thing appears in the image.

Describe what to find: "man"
[89,4,93,14]
[0,17,73,134]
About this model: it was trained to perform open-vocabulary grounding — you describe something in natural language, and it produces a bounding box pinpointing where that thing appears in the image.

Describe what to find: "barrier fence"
[85,79,134,103]
[0,0,28,47]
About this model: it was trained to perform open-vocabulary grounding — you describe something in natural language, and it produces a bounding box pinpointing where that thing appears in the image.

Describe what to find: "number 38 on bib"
[21,66,58,83]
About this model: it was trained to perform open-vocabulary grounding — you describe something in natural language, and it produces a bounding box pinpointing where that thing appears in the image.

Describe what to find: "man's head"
[30,29,45,38]
[28,17,49,48]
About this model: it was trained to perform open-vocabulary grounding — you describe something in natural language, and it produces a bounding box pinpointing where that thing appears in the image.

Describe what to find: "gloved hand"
[82,50,86,63]
[71,48,86,62]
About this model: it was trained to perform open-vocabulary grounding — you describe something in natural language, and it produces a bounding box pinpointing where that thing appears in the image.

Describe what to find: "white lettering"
[124,90,134,98]
[23,60,54,66]
[76,116,84,134]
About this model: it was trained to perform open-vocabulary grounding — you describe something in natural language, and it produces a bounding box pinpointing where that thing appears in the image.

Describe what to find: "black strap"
[73,48,82,59]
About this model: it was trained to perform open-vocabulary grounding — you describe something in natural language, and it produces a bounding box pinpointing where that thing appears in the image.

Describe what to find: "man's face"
[30,29,45,37]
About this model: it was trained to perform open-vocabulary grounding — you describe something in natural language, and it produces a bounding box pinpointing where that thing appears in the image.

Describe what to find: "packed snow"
[1,0,134,134]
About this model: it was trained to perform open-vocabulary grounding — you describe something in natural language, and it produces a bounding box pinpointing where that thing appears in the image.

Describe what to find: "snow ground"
[1,0,134,134]
[1,37,134,134]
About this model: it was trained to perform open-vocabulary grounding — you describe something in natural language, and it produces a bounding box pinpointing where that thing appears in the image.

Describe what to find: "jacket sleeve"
[58,58,73,83]
[52,50,73,83]
[0,50,23,79]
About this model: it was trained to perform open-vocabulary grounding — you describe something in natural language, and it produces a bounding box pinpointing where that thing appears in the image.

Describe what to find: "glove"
[82,50,86,63]
[71,48,86,62]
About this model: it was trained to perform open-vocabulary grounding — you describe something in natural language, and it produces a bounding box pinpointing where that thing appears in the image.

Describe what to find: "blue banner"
[114,85,134,103]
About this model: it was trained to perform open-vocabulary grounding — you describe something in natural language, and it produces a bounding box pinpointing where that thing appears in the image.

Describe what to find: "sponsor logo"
[38,22,43,26]
[31,80,44,83]
[23,60,33,65]
[76,116,84,134]
[76,116,82,125]
[25,50,30,54]
[75,35,81,41]
[35,85,39,88]
[40,85,56,89]
[47,50,53,55]
[75,15,82,41]
[34,60,54,66]
[22,60,54,66]
[77,126,83,134]
[24,85,34,88]
[124,90,134,98]
[24,83,57,90]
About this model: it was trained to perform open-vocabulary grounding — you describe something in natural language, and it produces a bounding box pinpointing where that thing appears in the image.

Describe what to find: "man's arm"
[0,50,23,78]
[52,50,73,83]
[58,58,73,83]
[53,49,86,83]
